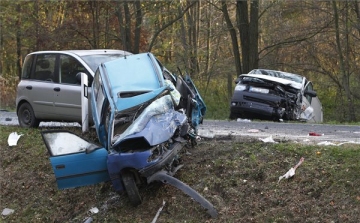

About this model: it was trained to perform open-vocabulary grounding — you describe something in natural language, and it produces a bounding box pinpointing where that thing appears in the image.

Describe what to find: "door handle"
[26,86,32,90]
[55,164,65,169]
[54,87,60,92]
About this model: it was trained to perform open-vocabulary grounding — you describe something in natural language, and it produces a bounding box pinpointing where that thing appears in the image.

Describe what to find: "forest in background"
[1,0,359,122]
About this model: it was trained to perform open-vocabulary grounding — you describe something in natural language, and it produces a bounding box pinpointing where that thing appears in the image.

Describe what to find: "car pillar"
[81,72,89,132]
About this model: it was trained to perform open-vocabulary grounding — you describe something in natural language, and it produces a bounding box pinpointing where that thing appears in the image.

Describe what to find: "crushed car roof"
[240,73,303,89]
[249,69,304,83]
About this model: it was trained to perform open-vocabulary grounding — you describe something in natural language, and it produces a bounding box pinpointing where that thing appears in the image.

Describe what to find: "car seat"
[35,60,52,81]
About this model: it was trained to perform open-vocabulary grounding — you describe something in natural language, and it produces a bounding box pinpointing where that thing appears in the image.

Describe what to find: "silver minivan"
[16,50,132,127]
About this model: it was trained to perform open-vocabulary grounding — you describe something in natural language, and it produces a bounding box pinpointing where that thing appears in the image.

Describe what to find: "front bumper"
[230,91,285,119]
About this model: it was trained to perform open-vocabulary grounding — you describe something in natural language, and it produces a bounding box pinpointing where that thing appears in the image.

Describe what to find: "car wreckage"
[230,69,323,122]
[40,52,218,218]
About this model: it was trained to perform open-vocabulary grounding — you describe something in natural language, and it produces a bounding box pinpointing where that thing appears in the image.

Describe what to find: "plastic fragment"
[278,157,304,182]
[8,132,23,146]
[2,208,15,216]
[151,200,166,223]
[89,207,99,214]
[84,217,93,223]
[259,135,277,143]
[237,118,251,122]
[317,141,337,146]
[309,132,323,136]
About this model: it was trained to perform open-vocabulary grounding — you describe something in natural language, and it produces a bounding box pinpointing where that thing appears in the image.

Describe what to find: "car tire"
[18,102,40,128]
[121,171,142,206]
[229,112,236,120]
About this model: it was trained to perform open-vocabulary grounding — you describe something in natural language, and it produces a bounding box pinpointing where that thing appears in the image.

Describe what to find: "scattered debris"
[83,217,93,223]
[309,132,323,136]
[237,118,251,122]
[248,129,260,133]
[89,207,99,214]
[1,208,14,216]
[7,132,23,146]
[259,135,277,143]
[317,141,360,146]
[278,157,305,182]
[5,118,12,121]
[317,141,337,146]
[151,200,166,223]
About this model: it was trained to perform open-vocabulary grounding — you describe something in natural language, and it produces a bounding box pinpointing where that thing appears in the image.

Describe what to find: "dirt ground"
[1,126,360,222]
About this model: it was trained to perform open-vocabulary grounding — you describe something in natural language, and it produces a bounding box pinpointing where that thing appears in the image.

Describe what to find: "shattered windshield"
[249,69,303,83]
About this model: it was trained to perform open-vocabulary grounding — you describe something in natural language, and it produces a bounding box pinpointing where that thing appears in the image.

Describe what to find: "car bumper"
[230,91,284,118]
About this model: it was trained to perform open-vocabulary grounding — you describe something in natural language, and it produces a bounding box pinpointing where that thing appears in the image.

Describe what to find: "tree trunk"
[236,1,250,73]
[249,1,259,70]
[222,2,242,99]
[332,1,356,121]
[16,3,22,78]
[133,1,142,54]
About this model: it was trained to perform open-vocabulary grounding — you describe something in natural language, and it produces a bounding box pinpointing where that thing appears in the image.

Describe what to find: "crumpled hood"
[112,95,187,149]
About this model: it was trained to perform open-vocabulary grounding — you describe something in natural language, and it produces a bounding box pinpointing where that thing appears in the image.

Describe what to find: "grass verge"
[1,125,360,222]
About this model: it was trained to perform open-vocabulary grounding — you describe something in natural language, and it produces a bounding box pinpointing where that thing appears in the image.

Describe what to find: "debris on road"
[278,157,305,182]
[7,132,23,146]
[237,118,251,122]
[309,132,323,136]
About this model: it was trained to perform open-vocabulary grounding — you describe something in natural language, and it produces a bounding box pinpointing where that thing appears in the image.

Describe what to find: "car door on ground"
[41,130,110,189]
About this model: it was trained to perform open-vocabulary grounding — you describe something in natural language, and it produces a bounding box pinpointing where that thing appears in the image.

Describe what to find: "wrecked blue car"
[41,52,217,217]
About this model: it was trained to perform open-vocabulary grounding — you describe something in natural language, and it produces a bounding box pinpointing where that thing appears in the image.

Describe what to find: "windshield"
[80,54,129,72]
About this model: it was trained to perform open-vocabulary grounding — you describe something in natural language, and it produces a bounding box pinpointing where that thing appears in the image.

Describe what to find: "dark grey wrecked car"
[230,69,323,122]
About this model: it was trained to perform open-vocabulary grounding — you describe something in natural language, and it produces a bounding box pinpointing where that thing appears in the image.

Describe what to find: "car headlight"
[235,84,247,91]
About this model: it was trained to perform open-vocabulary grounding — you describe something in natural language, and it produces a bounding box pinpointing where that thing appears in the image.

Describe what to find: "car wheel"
[121,171,142,206]
[18,102,40,128]
[229,112,236,120]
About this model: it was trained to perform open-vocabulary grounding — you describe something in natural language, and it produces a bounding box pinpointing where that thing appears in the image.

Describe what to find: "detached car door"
[41,130,110,189]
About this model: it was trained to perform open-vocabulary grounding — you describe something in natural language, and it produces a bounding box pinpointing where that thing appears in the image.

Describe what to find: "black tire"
[229,112,236,120]
[121,171,142,206]
[17,102,40,128]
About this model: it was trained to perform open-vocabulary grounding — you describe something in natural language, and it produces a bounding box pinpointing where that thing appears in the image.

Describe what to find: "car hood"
[103,53,165,112]
[240,74,303,89]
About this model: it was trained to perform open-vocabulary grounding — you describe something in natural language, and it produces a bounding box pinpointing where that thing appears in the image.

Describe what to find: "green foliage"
[1,1,360,123]
[193,78,230,120]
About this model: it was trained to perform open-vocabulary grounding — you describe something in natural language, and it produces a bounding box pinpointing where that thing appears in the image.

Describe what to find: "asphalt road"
[198,119,360,145]
[1,110,360,145]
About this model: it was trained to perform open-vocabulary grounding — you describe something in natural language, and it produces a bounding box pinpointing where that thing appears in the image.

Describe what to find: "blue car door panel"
[41,130,110,189]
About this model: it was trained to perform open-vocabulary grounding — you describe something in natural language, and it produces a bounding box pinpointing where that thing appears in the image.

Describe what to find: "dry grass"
[1,125,360,222]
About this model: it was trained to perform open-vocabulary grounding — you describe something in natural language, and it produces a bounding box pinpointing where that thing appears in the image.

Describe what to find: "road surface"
[1,110,359,145]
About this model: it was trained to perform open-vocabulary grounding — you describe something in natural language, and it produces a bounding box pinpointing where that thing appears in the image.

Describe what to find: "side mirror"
[234,78,240,84]
[304,89,317,98]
